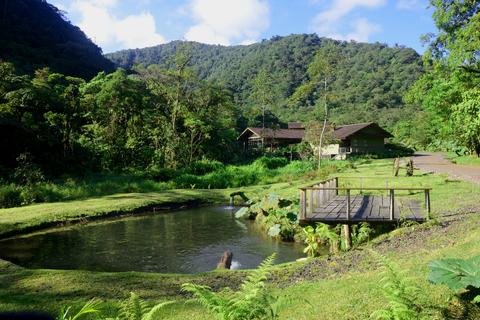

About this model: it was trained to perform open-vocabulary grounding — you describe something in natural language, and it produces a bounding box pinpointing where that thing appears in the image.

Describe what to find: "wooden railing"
[299,177,431,222]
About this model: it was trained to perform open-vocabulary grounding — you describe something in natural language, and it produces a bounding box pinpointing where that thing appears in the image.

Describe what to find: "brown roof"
[238,122,392,141]
[238,127,305,140]
[287,122,304,129]
[333,122,393,140]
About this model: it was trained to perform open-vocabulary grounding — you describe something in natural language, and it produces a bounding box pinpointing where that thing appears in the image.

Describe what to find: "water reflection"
[0,206,304,273]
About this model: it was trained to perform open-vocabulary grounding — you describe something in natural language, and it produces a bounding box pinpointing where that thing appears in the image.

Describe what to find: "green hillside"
[107,34,423,127]
[0,0,113,79]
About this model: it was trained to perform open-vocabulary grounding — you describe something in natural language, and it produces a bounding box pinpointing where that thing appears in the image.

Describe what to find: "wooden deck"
[299,177,431,225]
[305,195,424,224]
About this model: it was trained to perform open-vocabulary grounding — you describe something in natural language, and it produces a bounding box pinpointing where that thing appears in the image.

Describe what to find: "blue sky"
[52,0,436,54]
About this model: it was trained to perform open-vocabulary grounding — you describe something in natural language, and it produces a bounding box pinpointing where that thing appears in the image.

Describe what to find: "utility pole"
[318,77,328,170]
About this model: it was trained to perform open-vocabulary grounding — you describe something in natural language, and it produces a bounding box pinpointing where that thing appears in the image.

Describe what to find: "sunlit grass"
[1,158,480,318]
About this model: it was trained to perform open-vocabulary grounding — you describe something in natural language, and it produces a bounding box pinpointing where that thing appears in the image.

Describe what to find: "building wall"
[321,144,340,156]
[350,136,385,154]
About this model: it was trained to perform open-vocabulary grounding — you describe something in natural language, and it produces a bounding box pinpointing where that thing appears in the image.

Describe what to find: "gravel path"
[413,152,480,185]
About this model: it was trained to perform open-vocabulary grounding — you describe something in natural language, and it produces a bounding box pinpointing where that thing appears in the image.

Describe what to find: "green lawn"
[1,159,480,319]
[445,152,480,166]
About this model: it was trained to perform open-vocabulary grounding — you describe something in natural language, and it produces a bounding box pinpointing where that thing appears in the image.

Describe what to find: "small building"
[238,122,305,150]
[325,122,393,159]
[237,122,392,159]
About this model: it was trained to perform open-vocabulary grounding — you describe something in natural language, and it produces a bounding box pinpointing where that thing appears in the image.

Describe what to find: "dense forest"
[107,35,424,129]
[1,0,479,183]
[0,0,113,79]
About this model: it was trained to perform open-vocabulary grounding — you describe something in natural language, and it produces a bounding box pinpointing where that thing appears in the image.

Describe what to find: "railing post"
[308,189,314,216]
[389,189,395,221]
[425,189,431,218]
[300,189,306,220]
[346,189,351,221]
[335,177,339,196]
[320,183,324,205]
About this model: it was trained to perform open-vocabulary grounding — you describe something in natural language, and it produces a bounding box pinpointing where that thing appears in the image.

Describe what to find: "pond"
[0,206,305,274]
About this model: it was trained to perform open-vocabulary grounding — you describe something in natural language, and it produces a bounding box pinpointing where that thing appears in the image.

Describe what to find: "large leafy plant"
[428,255,480,303]
[303,223,339,257]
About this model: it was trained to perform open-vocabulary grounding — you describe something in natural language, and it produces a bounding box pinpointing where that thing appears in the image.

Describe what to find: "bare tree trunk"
[318,78,328,170]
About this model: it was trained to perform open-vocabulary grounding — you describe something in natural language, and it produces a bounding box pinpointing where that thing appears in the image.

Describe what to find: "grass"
[336,158,480,216]
[1,158,345,209]
[0,176,330,238]
[445,152,480,166]
[1,158,480,318]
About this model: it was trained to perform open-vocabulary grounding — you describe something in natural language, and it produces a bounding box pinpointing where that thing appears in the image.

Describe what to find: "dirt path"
[413,152,480,185]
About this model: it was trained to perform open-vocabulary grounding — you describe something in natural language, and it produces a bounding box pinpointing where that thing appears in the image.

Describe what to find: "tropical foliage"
[182,254,285,320]
[107,34,423,130]
[396,1,480,153]
[370,254,432,320]
[428,255,480,303]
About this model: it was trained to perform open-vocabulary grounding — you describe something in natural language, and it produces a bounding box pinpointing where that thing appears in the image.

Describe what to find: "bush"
[253,156,289,169]
[174,174,204,189]
[0,184,22,208]
[186,159,224,175]
[148,167,179,182]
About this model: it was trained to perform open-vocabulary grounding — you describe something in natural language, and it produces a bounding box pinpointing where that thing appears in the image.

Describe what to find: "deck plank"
[302,193,425,224]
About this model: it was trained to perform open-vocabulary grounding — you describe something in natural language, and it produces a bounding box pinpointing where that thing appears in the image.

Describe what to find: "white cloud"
[184,0,270,45]
[312,0,385,42]
[331,18,382,42]
[115,13,165,49]
[71,0,165,51]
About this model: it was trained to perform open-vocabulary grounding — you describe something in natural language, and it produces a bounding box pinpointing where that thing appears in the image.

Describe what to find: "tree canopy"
[0,0,114,79]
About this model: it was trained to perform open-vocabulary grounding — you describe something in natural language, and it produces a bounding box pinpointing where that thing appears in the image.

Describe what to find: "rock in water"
[217,251,233,269]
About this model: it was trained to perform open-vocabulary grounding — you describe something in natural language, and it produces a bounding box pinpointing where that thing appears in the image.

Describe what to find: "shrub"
[0,184,22,208]
[303,223,339,257]
[13,153,45,186]
[224,166,260,187]
[148,167,179,182]
[186,159,224,175]
[253,156,289,169]
[262,209,298,241]
[173,174,204,189]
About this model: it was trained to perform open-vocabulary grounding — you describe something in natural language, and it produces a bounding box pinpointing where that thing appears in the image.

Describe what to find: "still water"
[0,206,304,273]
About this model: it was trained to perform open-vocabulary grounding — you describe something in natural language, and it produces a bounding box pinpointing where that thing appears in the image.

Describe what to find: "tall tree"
[289,43,344,167]
[405,0,480,153]
[80,69,150,170]
[250,69,276,148]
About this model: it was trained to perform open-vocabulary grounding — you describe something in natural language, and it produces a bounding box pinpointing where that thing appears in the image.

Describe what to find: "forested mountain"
[0,0,113,79]
[107,35,424,128]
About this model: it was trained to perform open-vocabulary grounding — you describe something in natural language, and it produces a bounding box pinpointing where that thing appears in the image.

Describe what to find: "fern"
[370,252,428,320]
[57,299,100,320]
[109,292,174,320]
[120,292,148,320]
[182,253,283,320]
